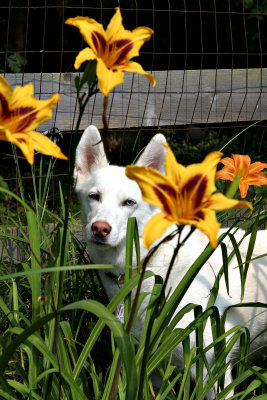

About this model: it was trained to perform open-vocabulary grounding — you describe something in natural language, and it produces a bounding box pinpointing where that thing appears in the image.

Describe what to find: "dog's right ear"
[74,125,109,184]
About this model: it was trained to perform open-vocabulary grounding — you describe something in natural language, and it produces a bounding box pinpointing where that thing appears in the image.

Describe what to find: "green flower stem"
[225,175,240,199]
[102,95,110,151]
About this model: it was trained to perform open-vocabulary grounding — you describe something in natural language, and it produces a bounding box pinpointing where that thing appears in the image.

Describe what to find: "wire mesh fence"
[0,0,267,213]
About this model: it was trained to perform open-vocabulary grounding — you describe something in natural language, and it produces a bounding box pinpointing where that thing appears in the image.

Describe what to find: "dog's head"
[74,125,167,264]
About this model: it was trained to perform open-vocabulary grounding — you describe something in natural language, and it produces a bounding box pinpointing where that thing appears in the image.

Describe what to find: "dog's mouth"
[89,238,111,247]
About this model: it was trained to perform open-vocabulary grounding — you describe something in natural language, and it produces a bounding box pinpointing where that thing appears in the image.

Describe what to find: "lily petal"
[220,157,235,169]
[126,165,176,217]
[245,173,267,185]
[3,129,67,165]
[96,58,124,96]
[192,209,221,249]
[106,7,125,40]
[232,154,251,175]
[11,82,35,107]
[28,131,68,160]
[6,86,60,132]
[143,212,173,249]
[74,47,97,70]
[216,169,235,181]
[4,128,34,164]
[119,26,155,61]
[208,192,252,211]
[122,61,156,86]
[163,142,185,186]
[0,75,12,105]
[248,162,267,173]
[65,16,106,56]
[180,152,223,203]
[239,181,249,198]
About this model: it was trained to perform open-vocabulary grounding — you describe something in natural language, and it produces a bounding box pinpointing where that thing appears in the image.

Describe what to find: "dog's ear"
[135,133,167,174]
[74,125,109,184]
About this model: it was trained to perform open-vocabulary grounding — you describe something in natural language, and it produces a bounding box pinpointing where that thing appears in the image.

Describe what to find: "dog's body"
[75,125,267,398]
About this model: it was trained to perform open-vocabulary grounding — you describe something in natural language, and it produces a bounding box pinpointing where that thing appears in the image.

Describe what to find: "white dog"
[75,125,267,398]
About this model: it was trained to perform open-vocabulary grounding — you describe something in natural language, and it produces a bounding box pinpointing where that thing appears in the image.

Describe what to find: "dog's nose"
[91,221,111,238]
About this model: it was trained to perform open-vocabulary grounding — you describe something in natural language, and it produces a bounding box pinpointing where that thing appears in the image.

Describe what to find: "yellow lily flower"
[126,144,252,249]
[65,7,156,96]
[0,75,67,165]
[216,154,267,198]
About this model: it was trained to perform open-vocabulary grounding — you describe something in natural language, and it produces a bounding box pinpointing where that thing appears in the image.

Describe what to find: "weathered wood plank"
[5,69,267,130]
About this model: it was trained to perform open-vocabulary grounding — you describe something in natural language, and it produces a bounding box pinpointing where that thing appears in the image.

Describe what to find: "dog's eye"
[122,199,136,207]
[88,192,100,202]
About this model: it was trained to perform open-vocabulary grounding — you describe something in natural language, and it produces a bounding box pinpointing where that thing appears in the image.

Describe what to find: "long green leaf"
[195,305,204,397]
[124,218,136,324]
[149,230,231,352]
[221,302,267,331]
[72,271,154,382]
[6,380,43,400]
[0,299,139,400]
[102,349,120,400]
[63,300,137,400]
[0,376,19,400]
[0,264,122,281]
[220,242,230,295]
[239,366,267,399]
[216,366,264,399]
[177,347,197,400]
[26,210,41,320]
[244,213,259,280]
[0,187,52,249]
[147,308,214,375]
[219,120,261,152]
[6,326,88,400]
[228,233,245,299]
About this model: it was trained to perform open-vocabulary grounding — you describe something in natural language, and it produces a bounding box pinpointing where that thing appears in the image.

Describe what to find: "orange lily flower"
[65,7,156,96]
[0,75,67,165]
[216,154,267,198]
[126,145,252,249]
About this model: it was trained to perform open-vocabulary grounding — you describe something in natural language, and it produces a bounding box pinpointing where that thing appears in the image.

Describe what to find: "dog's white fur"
[75,125,267,398]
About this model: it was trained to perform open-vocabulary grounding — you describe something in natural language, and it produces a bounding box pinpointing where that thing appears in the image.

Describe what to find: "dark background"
[1,0,267,74]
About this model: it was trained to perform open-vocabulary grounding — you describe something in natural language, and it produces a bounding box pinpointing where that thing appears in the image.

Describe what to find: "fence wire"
[0,0,266,212]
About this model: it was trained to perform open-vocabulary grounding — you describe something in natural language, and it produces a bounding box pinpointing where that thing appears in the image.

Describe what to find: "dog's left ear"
[135,133,167,174]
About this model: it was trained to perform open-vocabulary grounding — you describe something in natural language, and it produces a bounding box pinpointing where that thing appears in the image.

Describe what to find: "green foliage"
[235,0,267,15]
[74,60,97,93]
[0,52,27,74]
[0,124,266,399]
[0,183,266,399]
[161,126,266,166]
[0,176,8,200]
[6,53,27,73]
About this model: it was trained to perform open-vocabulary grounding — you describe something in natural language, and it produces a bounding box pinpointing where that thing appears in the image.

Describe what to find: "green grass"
[0,128,267,399]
